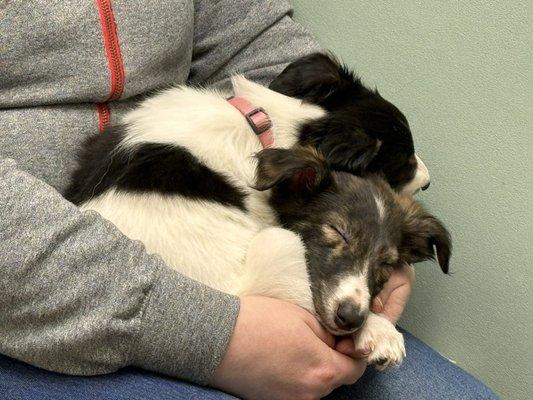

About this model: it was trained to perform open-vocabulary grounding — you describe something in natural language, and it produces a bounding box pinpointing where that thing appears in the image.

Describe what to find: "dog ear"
[399,202,452,273]
[300,117,382,174]
[269,53,358,104]
[254,146,332,196]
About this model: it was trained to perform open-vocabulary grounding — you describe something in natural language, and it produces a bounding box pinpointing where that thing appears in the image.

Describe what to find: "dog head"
[270,52,430,195]
[255,147,451,334]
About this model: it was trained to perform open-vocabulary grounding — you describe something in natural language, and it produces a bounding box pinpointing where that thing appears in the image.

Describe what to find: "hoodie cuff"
[131,264,240,385]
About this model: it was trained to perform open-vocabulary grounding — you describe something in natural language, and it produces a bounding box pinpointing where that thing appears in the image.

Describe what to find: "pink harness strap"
[227,96,274,148]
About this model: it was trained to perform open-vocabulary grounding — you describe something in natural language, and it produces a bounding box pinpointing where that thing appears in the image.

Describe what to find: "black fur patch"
[270,53,418,191]
[64,125,247,210]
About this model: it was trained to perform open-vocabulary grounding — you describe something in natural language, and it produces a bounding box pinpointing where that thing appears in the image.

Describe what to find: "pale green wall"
[291,1,532,399]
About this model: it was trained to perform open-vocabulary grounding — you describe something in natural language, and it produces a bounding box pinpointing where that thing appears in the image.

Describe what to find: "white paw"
[353,313,406,370]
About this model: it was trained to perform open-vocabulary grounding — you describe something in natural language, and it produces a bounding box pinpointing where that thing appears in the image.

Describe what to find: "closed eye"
[381,260,399,268]
[329,225,349,245]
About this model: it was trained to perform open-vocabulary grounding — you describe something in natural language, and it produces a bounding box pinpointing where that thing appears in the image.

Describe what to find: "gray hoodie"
[0,0,319,384]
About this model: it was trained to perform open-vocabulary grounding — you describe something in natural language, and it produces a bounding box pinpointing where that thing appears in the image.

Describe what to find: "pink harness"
[227,96,274,148]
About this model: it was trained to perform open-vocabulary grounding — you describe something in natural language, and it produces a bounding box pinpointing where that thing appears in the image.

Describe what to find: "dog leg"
[238,227,314,312]
[353,312,406,370]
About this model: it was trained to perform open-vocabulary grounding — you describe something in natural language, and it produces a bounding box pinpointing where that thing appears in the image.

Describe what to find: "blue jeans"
[0,330,497,400]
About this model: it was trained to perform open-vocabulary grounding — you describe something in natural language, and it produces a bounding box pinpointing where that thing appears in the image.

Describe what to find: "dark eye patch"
[382,156,417,189]
[381,261,396,267]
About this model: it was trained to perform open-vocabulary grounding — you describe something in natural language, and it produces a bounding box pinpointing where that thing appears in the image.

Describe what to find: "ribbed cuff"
[131,265,240,385]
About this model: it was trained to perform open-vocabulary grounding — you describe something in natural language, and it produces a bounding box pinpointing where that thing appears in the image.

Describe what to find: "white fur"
[82,77,324,311]
[374,194,386,221]
[82,191,261,292]
[402,154,430,195]
[83,192,314,309]
[332,273,371,311]
[353,313,406,369]
[242,227,313,310]
[324,267,371,334]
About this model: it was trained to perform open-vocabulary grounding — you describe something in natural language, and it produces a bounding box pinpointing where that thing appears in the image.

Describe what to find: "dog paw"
[353,313,406,370]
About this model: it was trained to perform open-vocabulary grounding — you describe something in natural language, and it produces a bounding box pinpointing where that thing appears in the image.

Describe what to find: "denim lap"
[0,329,498,400]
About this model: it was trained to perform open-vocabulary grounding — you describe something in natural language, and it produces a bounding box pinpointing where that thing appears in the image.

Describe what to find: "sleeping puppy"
[65,52,449,368]
[255,147,451,368]
[270,53,430,195]
[66,53,429,211]
[66,145,451,369]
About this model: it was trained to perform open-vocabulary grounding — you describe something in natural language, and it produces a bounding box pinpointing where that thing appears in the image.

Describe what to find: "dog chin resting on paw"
[255,147,451,369]
[65,52,451,369]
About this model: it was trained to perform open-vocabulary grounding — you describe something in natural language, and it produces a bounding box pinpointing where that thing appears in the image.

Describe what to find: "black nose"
[335,302,366,331]
[421,181,431,191]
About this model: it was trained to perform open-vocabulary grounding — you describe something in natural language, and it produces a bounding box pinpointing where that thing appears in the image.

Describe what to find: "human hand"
[371,264,415,324]
[336,265,413,367]
[211,296,367,400]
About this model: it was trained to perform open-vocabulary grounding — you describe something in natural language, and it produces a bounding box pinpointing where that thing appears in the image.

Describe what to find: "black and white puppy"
[270,53,430,194]
[65,53,449,368]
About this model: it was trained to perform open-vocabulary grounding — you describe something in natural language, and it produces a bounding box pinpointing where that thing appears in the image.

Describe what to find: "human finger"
[329,350,367,386]
[303,314,336,348]
[381,283,411,324]
[371,264,415,323]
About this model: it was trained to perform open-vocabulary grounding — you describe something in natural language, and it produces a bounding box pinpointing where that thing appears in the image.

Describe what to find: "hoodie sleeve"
[189,0,321,88]
[0,0,319,386]
[0,158,239,385]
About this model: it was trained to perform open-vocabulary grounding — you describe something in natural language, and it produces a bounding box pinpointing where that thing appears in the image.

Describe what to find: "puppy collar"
[227,96,274,148]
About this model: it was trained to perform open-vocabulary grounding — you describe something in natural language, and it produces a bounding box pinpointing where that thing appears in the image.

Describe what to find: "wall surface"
[291,1,532,399]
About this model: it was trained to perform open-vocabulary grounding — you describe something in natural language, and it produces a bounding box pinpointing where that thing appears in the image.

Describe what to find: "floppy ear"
[269,53,355,104]
[300,117,382,174]
[399,202,452,273]
[254,146,332,197]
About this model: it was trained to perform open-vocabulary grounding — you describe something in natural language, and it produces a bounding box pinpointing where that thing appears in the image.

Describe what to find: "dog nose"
[335,301,366,331]
[421,181,430,191]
